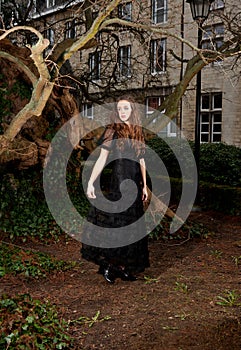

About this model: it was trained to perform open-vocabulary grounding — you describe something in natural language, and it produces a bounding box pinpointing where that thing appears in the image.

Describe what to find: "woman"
[81,96,150,283]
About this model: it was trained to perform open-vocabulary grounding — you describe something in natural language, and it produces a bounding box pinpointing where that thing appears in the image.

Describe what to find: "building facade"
[183,0,241,147]
[26,0,241,146]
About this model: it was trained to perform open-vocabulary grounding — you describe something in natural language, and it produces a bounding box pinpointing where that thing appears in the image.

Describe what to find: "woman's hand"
[142,186,148,201]
[86,148,109,199]
[87,182,96,199]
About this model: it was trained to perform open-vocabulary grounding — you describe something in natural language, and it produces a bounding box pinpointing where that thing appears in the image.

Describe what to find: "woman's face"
[117,100,132,124]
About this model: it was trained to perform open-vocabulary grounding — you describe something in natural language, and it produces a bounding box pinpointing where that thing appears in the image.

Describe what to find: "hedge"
[146,137,241,214]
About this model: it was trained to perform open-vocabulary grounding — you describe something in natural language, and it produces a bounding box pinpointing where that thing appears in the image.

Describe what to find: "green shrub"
[0,167,90,242]
[146,137,241,214]
[146,137,241,187]
[200,182,241,215]
[0,171,63,242]
[200,143,241,187]
[146,136,195,179]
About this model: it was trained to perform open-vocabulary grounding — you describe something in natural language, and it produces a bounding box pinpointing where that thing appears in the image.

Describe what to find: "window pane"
[150,40,156,72]
[213,93,222,109]
[201,124,209,132]
[203,24,224,50]
[203,27,212,40]
[215,24,224,35]
[213,113,222,122]
[65,20,76,39]
[36,0,46,11]
[157,40,165,71]
[148,97,161,110]
[201,113,209,123]
[213,124,222,132]
[202,41,212,50]
[152,0,166,23]
[201,95,209,109]
[83,103,93,119]
[170,119,177,134]
[118,2,132,21]
[118,46,131,76]
[201,134,209,142]
[89,51,101,80]
[156,9,164,23]
[150,39,166,73]
[47,0,55,8]
[211,0,224,10]
[157,0,164,7]
[150,97,159,109]
[213,134,221,142]
[215,39,223,49]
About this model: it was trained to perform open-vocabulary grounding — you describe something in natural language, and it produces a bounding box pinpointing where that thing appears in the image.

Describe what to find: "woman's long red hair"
[109,95,145,156]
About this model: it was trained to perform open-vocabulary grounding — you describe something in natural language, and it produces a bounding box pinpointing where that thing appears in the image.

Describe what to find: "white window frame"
[32,0,45,14]
[118,2,132,21]
[202,23,224,51]
[150,38,166,74]
[47,0,55,8]
[82,103,94,119]
[118,45,132,77]
[89,51,101,80]
[65,20,76,39]
[210,0,225,10]
[146,97,176,137]
[31,0,85,18]
[46,28,55,47]
[152,0,168,24]
[200,92,222,143]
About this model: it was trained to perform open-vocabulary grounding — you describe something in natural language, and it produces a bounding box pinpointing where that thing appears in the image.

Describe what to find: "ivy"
[0,242,76,279]
[0,294,73,349]
[0,171,64,242]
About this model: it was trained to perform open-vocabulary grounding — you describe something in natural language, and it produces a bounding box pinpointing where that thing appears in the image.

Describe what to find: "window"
[118,2,132,21]
[34,0,45,13]
[150,38,166,74]
[89,51,101,80]
[202,24,224,50]
[82,103,94,119]
[47,0,55,8]
[45,28,55,49]
[210,0,225,10]
[146,97,176,137]
[65,20,76,39]
[152,0,167,24]
[118,45,131,77]
[200,92,222,143]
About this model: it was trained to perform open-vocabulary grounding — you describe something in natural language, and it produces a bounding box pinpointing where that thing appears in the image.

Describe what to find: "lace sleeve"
[97,126,115,150]
[137,128,146,159]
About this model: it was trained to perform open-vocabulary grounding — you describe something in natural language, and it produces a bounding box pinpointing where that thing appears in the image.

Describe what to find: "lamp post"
[186,0,213,207]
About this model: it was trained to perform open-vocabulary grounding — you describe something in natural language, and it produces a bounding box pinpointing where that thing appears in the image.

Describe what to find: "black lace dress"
[81,126,150,273]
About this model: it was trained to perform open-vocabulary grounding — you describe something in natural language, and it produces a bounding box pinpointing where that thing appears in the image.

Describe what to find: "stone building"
[184,0,241,146]
[28,0,241,146]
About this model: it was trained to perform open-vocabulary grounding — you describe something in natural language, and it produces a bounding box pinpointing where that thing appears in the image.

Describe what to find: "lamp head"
[186,0,214,23]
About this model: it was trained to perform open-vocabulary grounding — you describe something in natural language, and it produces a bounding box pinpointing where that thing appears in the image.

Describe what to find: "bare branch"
[0,51,37,85]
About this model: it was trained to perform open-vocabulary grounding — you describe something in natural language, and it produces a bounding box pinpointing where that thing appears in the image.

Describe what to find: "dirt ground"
[1,210,241,350]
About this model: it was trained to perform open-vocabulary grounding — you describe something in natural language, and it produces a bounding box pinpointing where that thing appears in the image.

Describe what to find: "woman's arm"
[139,157,148,201]
[87,148,109,198]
